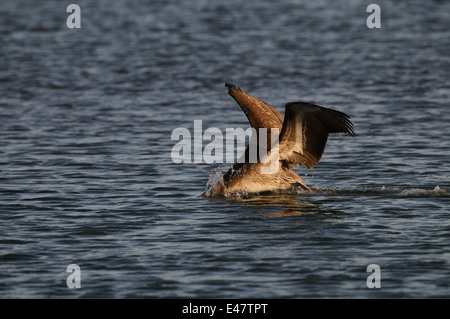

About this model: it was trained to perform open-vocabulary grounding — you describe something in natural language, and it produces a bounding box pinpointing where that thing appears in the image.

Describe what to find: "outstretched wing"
[225,82,283,164]
[223,83,285,182]
[278,102,355,169]
[225,82,283,132]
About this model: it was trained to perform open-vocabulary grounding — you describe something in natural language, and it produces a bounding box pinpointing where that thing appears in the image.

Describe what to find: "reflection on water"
[214,191,345,218]
[233,193,316,217]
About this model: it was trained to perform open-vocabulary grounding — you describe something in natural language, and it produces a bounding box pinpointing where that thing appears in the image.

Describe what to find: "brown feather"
[279,102,355,169]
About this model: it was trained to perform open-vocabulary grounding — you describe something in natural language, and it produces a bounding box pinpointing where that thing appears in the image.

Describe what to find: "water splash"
[399,185,447,197]
[310,185,448,198]
[204,172,448,198]
[204,169,224,197]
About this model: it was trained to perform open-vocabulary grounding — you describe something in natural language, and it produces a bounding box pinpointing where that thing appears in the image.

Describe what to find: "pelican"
[204,82,355,197]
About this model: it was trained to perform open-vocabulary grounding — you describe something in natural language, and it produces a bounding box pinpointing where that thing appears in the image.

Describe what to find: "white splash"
[204,169,224,197]
[302,185,448,198]
[399,185,447,197]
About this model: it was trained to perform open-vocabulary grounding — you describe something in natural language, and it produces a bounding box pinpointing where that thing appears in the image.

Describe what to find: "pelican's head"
[225,82,243,94]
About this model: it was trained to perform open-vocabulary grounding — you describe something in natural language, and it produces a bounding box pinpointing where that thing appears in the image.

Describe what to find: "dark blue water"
[0,0,449,298]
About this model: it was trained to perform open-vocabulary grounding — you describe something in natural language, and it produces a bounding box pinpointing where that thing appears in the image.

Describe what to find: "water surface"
[0,0,449,298]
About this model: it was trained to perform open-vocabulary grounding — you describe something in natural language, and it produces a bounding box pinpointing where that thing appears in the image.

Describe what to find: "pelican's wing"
[278,102,355,169]
[223,83,285,182]
[226,82,283,132]
[225,83,284,167]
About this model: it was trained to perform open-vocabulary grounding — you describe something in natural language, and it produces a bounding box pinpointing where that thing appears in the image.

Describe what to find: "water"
[0,0,449,298]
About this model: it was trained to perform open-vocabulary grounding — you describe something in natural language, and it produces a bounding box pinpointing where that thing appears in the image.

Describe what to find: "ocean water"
[0,0,449,298]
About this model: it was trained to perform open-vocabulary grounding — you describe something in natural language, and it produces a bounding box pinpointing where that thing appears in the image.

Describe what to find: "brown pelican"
[204,82,355,197]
